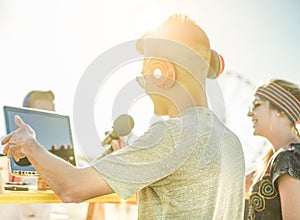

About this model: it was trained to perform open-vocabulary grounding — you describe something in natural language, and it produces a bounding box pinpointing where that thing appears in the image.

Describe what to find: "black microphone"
[101,114,134,147]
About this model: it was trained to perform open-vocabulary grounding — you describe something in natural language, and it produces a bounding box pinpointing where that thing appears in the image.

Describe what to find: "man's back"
[137,107,245,219]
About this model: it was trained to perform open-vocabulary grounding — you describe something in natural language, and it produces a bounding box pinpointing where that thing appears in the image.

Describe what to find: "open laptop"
[3,106,76,177]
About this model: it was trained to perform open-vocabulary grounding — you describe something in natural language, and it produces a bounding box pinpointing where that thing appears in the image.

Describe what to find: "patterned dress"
[248,143,300,220]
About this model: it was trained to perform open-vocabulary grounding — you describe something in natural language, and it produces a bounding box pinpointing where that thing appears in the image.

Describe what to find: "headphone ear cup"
[207,50,225,79]
[149,60,175,90]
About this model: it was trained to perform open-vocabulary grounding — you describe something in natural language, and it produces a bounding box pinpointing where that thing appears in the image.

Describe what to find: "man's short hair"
[23,90,55,107]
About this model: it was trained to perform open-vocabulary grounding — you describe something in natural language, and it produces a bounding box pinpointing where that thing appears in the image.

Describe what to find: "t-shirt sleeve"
[92,121,177,200]
[271,145,300,189]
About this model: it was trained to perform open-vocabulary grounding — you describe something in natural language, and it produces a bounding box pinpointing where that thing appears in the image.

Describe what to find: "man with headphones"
[2,14,245,219]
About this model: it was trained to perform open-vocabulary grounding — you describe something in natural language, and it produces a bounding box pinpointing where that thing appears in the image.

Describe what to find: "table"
[0,189,136,204]
[0,189,137,220]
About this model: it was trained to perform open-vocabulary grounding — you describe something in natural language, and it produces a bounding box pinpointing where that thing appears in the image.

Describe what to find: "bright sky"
[0,0,299,167]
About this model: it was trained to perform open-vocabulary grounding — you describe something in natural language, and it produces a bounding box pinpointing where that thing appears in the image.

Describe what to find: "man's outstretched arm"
[2,115,113,203]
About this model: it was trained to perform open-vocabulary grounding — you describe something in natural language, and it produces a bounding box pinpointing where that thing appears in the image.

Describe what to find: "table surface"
[0,189,137,204]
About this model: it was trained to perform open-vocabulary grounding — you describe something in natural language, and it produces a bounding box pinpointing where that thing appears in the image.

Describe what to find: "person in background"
[246,79,300,220]
[2,14,245,219]
[22,90,55,111]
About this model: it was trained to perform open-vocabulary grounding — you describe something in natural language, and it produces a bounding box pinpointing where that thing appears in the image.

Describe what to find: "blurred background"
[0,0,299,218]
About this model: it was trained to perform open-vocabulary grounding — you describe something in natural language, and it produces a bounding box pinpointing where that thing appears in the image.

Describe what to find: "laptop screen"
[3,106,76,177]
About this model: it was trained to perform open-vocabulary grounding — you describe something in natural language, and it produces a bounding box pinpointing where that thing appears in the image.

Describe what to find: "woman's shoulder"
[274,143,300,161]
[272,143,300,164]
[271,143,300,185]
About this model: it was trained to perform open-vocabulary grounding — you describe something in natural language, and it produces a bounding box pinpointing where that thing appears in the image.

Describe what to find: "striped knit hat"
[255,82,300,124]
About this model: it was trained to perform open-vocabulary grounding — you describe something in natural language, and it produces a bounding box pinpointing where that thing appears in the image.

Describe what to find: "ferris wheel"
[218,70,269,171]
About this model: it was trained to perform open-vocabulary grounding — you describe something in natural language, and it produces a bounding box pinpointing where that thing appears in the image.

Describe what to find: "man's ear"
[147,59,176,90]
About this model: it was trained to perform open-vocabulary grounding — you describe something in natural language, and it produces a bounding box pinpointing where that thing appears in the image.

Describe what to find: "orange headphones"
[148,50,225,89]
[147,59,176,90]
[208,50,225,79]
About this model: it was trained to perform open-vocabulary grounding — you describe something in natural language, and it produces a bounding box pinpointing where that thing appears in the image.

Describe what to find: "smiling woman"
[245,79,300,220]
